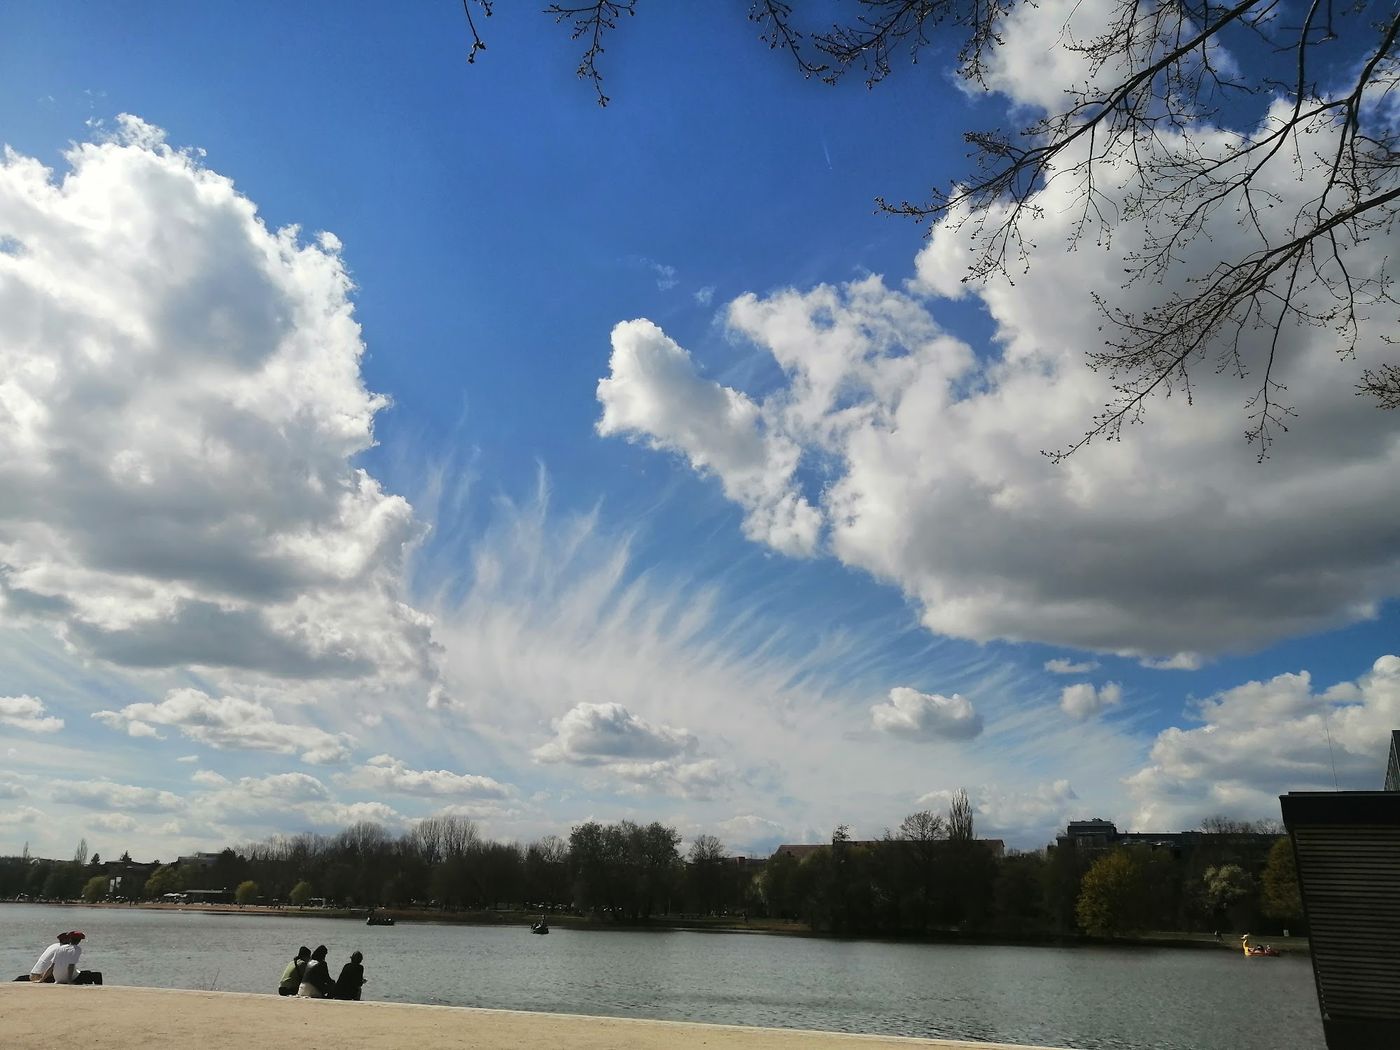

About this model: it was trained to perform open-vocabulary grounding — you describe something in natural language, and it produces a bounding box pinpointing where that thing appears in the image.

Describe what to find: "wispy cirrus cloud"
[1044,659,1098,675]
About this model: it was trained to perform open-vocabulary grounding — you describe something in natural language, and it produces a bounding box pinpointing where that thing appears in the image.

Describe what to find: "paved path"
[0,984,1072,1050]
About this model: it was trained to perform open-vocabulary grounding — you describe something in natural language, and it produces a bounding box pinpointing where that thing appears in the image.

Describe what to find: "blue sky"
[1,1,1397,862]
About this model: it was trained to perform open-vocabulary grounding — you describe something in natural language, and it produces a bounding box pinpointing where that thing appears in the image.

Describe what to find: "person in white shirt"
[51,930,100,985]
[22,932,68,982]
[51,939,80,984]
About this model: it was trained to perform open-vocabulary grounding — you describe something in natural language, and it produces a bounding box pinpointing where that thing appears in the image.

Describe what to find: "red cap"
[68,931,85,940]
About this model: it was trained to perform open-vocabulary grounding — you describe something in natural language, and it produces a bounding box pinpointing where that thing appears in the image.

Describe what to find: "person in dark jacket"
[297,944,336,998]
[333,951,366,1001]
[278,946,310,996]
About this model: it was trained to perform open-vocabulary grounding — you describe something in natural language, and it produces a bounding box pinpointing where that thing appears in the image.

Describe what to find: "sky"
[1,1,1397,863]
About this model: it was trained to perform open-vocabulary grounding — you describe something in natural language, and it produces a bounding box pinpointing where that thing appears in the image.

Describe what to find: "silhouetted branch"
[749,1,831,80]
[462,0,492,65]
[547,1,638,107]
[1361,363,1400,409]
[460,1,1398,455]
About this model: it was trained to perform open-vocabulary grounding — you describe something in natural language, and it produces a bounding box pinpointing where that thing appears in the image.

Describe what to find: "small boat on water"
[1241,934,1278,957]
[366,912,395,926]
[530,917,550,935]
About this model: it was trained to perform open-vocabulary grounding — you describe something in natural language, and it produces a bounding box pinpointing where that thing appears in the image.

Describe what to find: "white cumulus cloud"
[342,754,510,799]
[0,695,63,733]
[872,687,984,741]
[533,701,695,765]
[93,687,353,764]
[530,700,732,799]
[1060,682,1123,720]
[597,99,1400,660]
[0,116,441,698]
[596,319,820,556]
[1127,655,1400,829]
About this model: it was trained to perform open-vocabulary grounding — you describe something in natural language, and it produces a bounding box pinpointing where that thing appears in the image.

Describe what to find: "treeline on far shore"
[0,801,1304,941]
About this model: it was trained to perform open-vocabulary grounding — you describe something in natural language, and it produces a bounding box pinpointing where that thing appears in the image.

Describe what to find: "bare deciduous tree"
[896,809,947,844]
[413,813,479,862]
[687,832,728,865]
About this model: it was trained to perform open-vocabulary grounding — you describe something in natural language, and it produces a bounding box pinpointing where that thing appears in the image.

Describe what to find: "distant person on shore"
[278,946,310,996]
[13,932,68,982]
[53,931,101,985]
[333,951,366,1001]
[297,944,336,998]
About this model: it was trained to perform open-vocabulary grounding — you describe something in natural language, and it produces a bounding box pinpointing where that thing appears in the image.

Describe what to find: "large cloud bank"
[597,86,1399,659]
[0,117,440,697]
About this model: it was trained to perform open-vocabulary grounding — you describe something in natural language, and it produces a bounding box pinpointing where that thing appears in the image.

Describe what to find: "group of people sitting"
[277,944,365,1000]
[13,931,102,985]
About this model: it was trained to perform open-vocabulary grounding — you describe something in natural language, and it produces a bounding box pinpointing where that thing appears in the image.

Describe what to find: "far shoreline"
[1,899,1309,955]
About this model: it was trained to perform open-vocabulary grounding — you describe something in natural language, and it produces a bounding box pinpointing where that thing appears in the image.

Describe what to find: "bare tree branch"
[547,1,638,107]
[462,0,493,65]
[462,1,1399,456]
[1361,362,1400,409]
[749,1,831,80]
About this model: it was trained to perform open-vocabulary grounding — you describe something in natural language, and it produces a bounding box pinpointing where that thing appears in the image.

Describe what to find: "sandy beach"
[0,985,1067,1050]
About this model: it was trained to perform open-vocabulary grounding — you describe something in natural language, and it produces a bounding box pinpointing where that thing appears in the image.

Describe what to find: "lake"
[1,905,1323,1049]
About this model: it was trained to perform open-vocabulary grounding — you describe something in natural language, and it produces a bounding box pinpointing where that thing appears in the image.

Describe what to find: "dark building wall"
[1281,791,1400,1050]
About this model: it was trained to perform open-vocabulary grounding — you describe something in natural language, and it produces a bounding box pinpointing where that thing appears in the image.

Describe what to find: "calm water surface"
[2,904,1322,1049]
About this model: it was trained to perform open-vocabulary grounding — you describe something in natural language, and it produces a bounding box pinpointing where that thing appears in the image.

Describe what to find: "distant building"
[1060,819,1119,849]
[772,838,1005,861]
[1054,819,1276,855]
[176,852,224,868]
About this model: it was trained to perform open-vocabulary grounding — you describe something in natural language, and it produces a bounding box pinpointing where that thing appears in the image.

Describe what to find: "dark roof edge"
[1280,791,1400,827]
